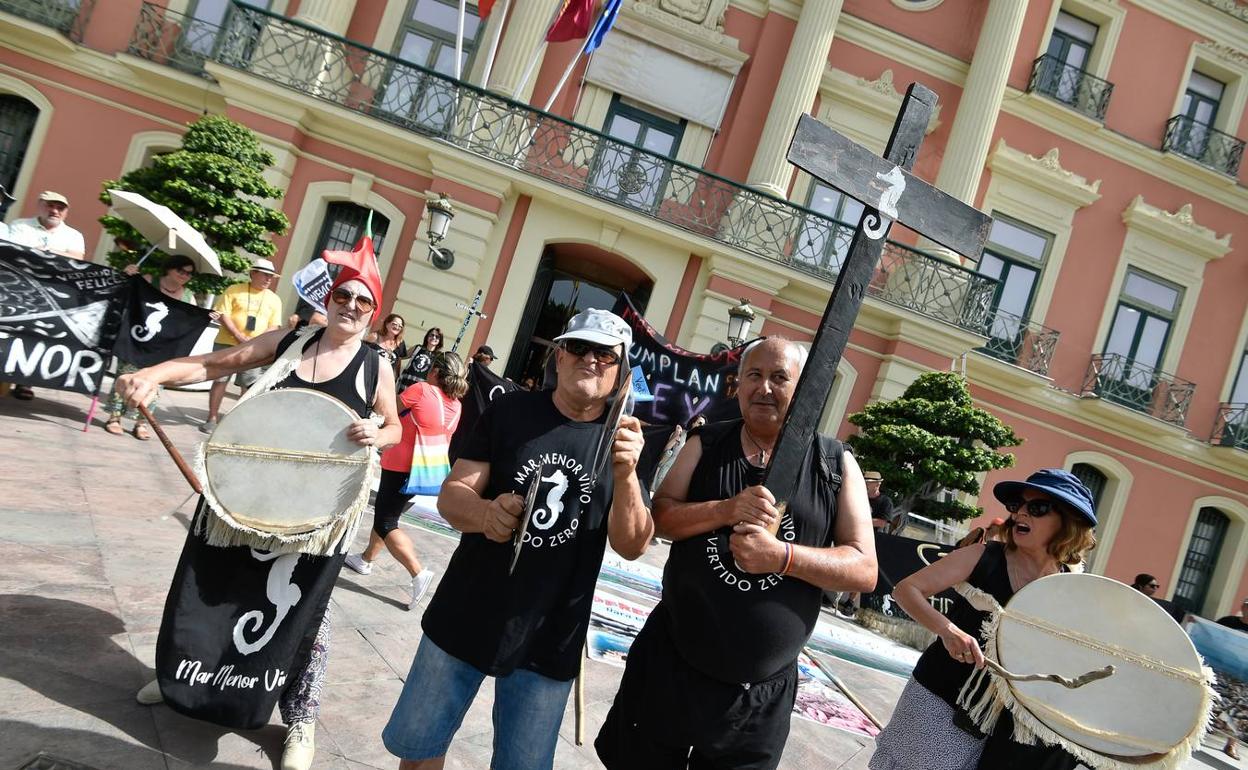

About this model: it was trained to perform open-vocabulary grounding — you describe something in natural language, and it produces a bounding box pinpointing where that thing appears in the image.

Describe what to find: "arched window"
[0,95,38,217]
[1173,507,1231,615]
[294,202,391,321]
[1071,463,1108,513]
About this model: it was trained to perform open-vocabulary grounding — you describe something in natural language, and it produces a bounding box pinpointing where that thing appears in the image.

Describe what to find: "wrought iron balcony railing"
[1211,403,1248,450]
[127,2,997,334]
[975,308,1060,376]
[1027,55,1114,121]
[0,0,95,42]
[1081,353,1195,428]
[1162,115,1245,177]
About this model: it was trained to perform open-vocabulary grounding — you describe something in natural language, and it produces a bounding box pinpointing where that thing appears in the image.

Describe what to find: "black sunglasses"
[1004,499,1063,518]
[329,287,376,313]
[561,339,620,366]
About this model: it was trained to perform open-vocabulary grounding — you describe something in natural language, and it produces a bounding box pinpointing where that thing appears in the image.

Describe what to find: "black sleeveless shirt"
[661,419,843,683]
[911,541,1014,709]
[273,329,379,419]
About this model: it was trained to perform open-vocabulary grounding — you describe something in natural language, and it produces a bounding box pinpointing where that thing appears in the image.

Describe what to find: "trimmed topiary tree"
[846,371,1021,523]
[98,114,289,295]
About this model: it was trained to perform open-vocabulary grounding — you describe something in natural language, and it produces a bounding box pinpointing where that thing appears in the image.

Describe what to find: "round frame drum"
[992,573,1207,759]
[203,388,370,536]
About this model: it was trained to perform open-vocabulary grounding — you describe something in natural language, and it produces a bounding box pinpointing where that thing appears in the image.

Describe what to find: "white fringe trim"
[192,327,374,557]
[952,582,1218,770]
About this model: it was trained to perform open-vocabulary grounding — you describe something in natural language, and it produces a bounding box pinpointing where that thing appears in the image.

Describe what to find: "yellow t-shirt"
[213,283,283,346]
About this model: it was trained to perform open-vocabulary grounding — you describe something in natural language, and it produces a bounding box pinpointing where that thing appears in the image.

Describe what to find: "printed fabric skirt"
[869,678,985,770]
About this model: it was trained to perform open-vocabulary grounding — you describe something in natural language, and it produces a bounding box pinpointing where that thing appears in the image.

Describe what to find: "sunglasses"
[174,267,195,276]
[1004,499,1063,518]
[1147,583,1161,589]
[561,339,620,366]
[329,287,376,313]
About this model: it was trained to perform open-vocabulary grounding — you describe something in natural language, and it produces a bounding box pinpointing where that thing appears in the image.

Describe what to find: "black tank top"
[912,541,1014,710]
[273,329,379,418]
[661,419,842,683]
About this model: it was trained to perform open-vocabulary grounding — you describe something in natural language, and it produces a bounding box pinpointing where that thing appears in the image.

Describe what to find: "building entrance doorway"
[505,244,652,385]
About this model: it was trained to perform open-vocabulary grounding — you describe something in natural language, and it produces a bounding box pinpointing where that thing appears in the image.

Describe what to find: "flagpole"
[512,0,566,100]
[541,33,592,113]
[454,0,468,80]
[479,0,511,89]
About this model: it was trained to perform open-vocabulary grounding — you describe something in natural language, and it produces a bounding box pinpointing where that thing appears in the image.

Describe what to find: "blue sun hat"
[993,468,1097,527]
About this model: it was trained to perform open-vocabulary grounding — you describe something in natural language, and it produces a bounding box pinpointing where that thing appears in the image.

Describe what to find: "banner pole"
[135,243,159,268]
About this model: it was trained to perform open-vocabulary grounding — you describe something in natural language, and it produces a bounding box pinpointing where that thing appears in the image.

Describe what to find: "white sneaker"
[281,721,315,770]
[409,570,435,610]
[136,679,163,705]
[344,553,372,575]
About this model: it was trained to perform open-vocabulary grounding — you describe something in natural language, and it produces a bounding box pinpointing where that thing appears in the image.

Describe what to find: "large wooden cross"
[763,83,993,517]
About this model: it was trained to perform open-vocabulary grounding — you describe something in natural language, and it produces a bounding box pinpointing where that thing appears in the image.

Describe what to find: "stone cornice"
[820,67,942,134]
[1129,0,1248,57]
[987,139,1102,209]
[623,2,748,71]
[835,13,969,87]
[1121,195,1232,262]
[728,0,801,21]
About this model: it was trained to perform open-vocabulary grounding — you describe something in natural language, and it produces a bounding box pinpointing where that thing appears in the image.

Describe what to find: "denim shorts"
[382,635,575,769]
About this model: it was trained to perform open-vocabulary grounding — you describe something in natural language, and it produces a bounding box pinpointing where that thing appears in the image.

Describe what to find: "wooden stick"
[575,643,587,746]
[985,659,1114,689]
[138,402,202,494]
[82,395,100,432]
[804,647,884,730]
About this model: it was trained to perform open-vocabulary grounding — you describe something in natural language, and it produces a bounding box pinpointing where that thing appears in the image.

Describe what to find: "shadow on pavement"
[0,594,280,768]
[333,573,409,611]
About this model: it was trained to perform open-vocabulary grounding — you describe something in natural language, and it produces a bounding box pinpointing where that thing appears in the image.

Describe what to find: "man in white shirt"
[7,190,86,259]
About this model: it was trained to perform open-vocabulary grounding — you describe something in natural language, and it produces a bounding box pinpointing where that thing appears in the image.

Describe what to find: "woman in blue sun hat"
[869,468,1098,770]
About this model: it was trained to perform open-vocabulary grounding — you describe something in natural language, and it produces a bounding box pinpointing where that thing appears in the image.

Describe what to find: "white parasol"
[107,189,222,276]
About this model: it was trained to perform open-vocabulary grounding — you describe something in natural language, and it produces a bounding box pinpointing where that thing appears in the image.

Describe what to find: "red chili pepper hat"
[322,231,383,315]
[993,468,1097,526]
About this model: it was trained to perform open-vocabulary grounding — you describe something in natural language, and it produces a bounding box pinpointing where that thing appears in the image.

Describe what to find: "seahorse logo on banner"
[233,550,302,656]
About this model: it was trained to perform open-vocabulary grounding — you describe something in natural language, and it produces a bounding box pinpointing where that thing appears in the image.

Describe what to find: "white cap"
[553,308,632,349]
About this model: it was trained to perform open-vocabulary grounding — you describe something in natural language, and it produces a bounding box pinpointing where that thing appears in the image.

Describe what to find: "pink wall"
[844,0,987,65]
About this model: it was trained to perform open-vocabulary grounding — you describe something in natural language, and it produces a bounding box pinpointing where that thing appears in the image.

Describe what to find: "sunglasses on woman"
[561,339,621,366]
[329,287,376,313]
[1004,499,1063,517]
[174,266,195,276]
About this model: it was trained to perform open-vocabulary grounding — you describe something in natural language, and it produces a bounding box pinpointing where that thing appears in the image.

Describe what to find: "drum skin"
[993,573,1205,758]
[203,389,369,535]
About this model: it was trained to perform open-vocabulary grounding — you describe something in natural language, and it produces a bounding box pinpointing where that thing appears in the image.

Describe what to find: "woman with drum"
[868,468,1097,770]
[344,350,468,609]
[368,312,410,379]
[118,269,400,770]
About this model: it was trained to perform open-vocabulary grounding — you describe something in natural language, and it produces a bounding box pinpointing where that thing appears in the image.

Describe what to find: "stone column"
[487,0,562,102]
[291,0,357,36]
[934,0,1028,204]
[745,0,845,197]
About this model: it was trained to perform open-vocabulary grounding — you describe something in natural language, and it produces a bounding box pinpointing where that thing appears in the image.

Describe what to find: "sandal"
[104,417,124,435]
[132,423,151,441]
[13,384,34,400]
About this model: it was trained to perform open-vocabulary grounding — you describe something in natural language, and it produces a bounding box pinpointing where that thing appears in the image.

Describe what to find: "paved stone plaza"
[1,386,1242,770]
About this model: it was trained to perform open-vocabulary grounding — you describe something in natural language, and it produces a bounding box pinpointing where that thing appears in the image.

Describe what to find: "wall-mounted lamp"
[426,194,455,270]
[726,298,756,348]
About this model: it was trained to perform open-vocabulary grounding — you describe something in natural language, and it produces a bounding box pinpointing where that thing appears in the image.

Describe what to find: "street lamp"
[726,298,756,348]
[426,194,455,270]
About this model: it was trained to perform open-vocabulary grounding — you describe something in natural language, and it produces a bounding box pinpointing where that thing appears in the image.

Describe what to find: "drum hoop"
[194,386,375,556]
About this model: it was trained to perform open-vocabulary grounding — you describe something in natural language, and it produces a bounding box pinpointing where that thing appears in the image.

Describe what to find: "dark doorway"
[505,245,652,384]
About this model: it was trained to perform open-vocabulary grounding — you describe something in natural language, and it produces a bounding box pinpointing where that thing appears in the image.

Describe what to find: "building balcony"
[1162,115,1245,177]
[0,0,94,42]
[974,308,1060,377]
[1027,55,1114,122]
[1081,353,1195,428]
[1211,403,1248,451]
[126,1,997,336]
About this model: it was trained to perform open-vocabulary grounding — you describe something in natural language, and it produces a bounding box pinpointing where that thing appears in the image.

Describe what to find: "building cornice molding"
[1128,0,1248,57]
[1000,88,1248,215]
[1121,195,1232,262]
[987,139,1102,208]
[835,14,969,87]
[728,0,800,21]
[820,67,942,134]
[623,2,749,71]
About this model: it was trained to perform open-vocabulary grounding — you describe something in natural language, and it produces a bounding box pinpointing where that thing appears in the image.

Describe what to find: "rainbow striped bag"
[400,404,452,496]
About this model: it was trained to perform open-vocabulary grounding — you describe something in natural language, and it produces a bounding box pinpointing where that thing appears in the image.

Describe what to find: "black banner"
[613,294,747,428]
[155,504,343,730]
[112,276,215,367]
[448,361,520,464]
[862,532,959,619]
[0,243,126,395]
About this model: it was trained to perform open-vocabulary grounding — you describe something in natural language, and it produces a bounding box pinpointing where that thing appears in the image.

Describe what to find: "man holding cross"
[599,82,992,767]
[595,336,877,767]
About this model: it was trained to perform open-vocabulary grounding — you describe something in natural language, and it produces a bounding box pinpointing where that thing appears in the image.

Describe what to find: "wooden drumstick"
[984,659,1114,689]
[575,645,586,746]
[138,403,202,495]
[804,647,884,730]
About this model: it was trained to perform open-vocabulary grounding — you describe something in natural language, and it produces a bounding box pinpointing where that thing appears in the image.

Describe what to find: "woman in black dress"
[368,312,410,378]
[868,469,1097,770]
